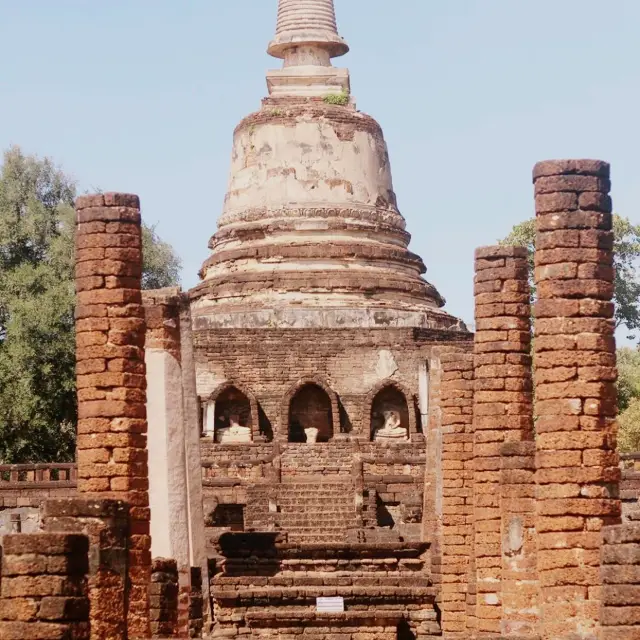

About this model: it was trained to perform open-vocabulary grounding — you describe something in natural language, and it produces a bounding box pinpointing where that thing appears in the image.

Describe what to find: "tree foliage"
[500,215,640,339]
[0,146,181,463]
[500,215,640,452]
[617,348,640,452]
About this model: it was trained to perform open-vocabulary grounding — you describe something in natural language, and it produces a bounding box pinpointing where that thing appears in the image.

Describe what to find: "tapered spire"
[266,0,350,97]
[268,0,348,60]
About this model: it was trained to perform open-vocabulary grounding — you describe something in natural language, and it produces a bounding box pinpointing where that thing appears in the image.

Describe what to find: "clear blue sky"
[1,0,639,330]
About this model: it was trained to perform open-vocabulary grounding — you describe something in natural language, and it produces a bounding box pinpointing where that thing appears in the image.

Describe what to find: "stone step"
[278,503,355,516]
[278,493,353,498]
[278,484,353,490]
[276,519,355,533]
[276,496,354,507]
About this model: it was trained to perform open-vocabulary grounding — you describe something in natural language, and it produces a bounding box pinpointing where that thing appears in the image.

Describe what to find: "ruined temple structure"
[192,0,470,546]
[1,1,640,639]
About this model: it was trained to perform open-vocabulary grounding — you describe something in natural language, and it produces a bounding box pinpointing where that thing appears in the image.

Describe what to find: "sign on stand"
[316,596,345,613]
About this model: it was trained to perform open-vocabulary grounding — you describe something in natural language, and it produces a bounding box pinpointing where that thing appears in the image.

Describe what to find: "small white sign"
[316,596,345,613]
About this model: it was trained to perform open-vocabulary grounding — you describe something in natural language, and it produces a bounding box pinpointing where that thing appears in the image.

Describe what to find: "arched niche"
[207,382,260,443]
[281,378,340,443]
[367,381,415,442]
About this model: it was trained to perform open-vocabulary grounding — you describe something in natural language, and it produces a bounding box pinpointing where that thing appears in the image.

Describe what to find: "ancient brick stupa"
[190,0,469,492]
[190,0,465,333]
[2,2,638,639]
[187,3,470,633]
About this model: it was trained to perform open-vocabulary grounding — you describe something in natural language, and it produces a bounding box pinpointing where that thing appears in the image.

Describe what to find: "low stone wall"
[42,498,130,639]
[211,532,438,638]
[0,532,90,639]
[0,464,78,535]
[189,567,205,639]
[601,523,640,638]
[361,442,426,541]
[150,558,181,638]
[621,463,640,522]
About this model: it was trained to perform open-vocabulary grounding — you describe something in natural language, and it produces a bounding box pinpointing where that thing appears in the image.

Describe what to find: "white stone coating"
[190,1,467,334]
[146,349,190,570]
[220,117,395,220]
[268,0,348,59]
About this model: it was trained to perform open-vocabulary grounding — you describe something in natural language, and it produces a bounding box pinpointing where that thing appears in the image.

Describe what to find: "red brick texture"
[601,524,640,638]
[74,193,151,639]
[142,287,182,360]
[41,499,129,640]
[438,350,474,637]
[474,246,537,636]
[150,558,188,639]
[533,160,620,639]
[0,533,90,640]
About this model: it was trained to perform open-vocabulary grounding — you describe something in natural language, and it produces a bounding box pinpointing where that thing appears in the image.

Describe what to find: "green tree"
[500,215,640,340]
[0,146,181,463]
[501,216,640,451]
[617,347,640,452]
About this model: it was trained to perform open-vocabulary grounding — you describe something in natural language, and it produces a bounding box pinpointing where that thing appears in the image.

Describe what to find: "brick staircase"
[274,480,357,543]
[280,442,354,478]
[211,533,439,638]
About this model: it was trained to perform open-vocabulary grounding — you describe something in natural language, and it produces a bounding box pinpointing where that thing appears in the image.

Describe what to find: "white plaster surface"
[220,120,395,219]
[375,350,398,380]
[146,349,190,570]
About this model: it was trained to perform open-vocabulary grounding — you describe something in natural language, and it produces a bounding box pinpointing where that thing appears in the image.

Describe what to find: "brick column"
[533,160,620,639]
[438,350,474,638]
[143,288,191,636]
[74,193,151,639]
[474,246,538,636]
[0,533,90,640]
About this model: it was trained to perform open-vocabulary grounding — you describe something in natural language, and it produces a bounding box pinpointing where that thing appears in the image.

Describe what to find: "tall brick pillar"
[474,246,538,637]
[533,160,620,639]
[438,350,474,638]
[74,193,151,639]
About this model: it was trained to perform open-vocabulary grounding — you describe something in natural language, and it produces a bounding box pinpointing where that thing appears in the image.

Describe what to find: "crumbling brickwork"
[0,533,90,640]
[532,160,620,639]
[473,246,537,636]
[189,567,205,639]
[74,193,151,639]
[42,499,129,640]
[601,523,640,637]
[149,558,182,638]
[438,350,474,637]
[212,533,439,638]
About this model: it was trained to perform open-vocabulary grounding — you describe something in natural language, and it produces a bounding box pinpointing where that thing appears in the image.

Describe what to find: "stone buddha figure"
[374,408,408,442]
[216,412,252,444]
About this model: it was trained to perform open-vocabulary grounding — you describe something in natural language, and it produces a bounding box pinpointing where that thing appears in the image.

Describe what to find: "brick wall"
[193,327,469,441]
[211,533,438,638]
[438,350,474,637]
[0,533,90,639]
[601,523,640,638]
[473,245,537,636]
[0,463,78,535]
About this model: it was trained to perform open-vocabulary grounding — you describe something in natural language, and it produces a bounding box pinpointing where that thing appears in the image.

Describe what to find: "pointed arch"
[208,381,261,442]
[365,379,417,441]
[280,376,340,442]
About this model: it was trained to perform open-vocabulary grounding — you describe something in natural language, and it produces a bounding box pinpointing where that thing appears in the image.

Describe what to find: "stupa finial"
[268,0,349,61]
[266,0,350,97]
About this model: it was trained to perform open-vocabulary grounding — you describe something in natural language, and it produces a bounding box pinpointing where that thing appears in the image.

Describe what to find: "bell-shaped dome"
[190,1,465,333]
